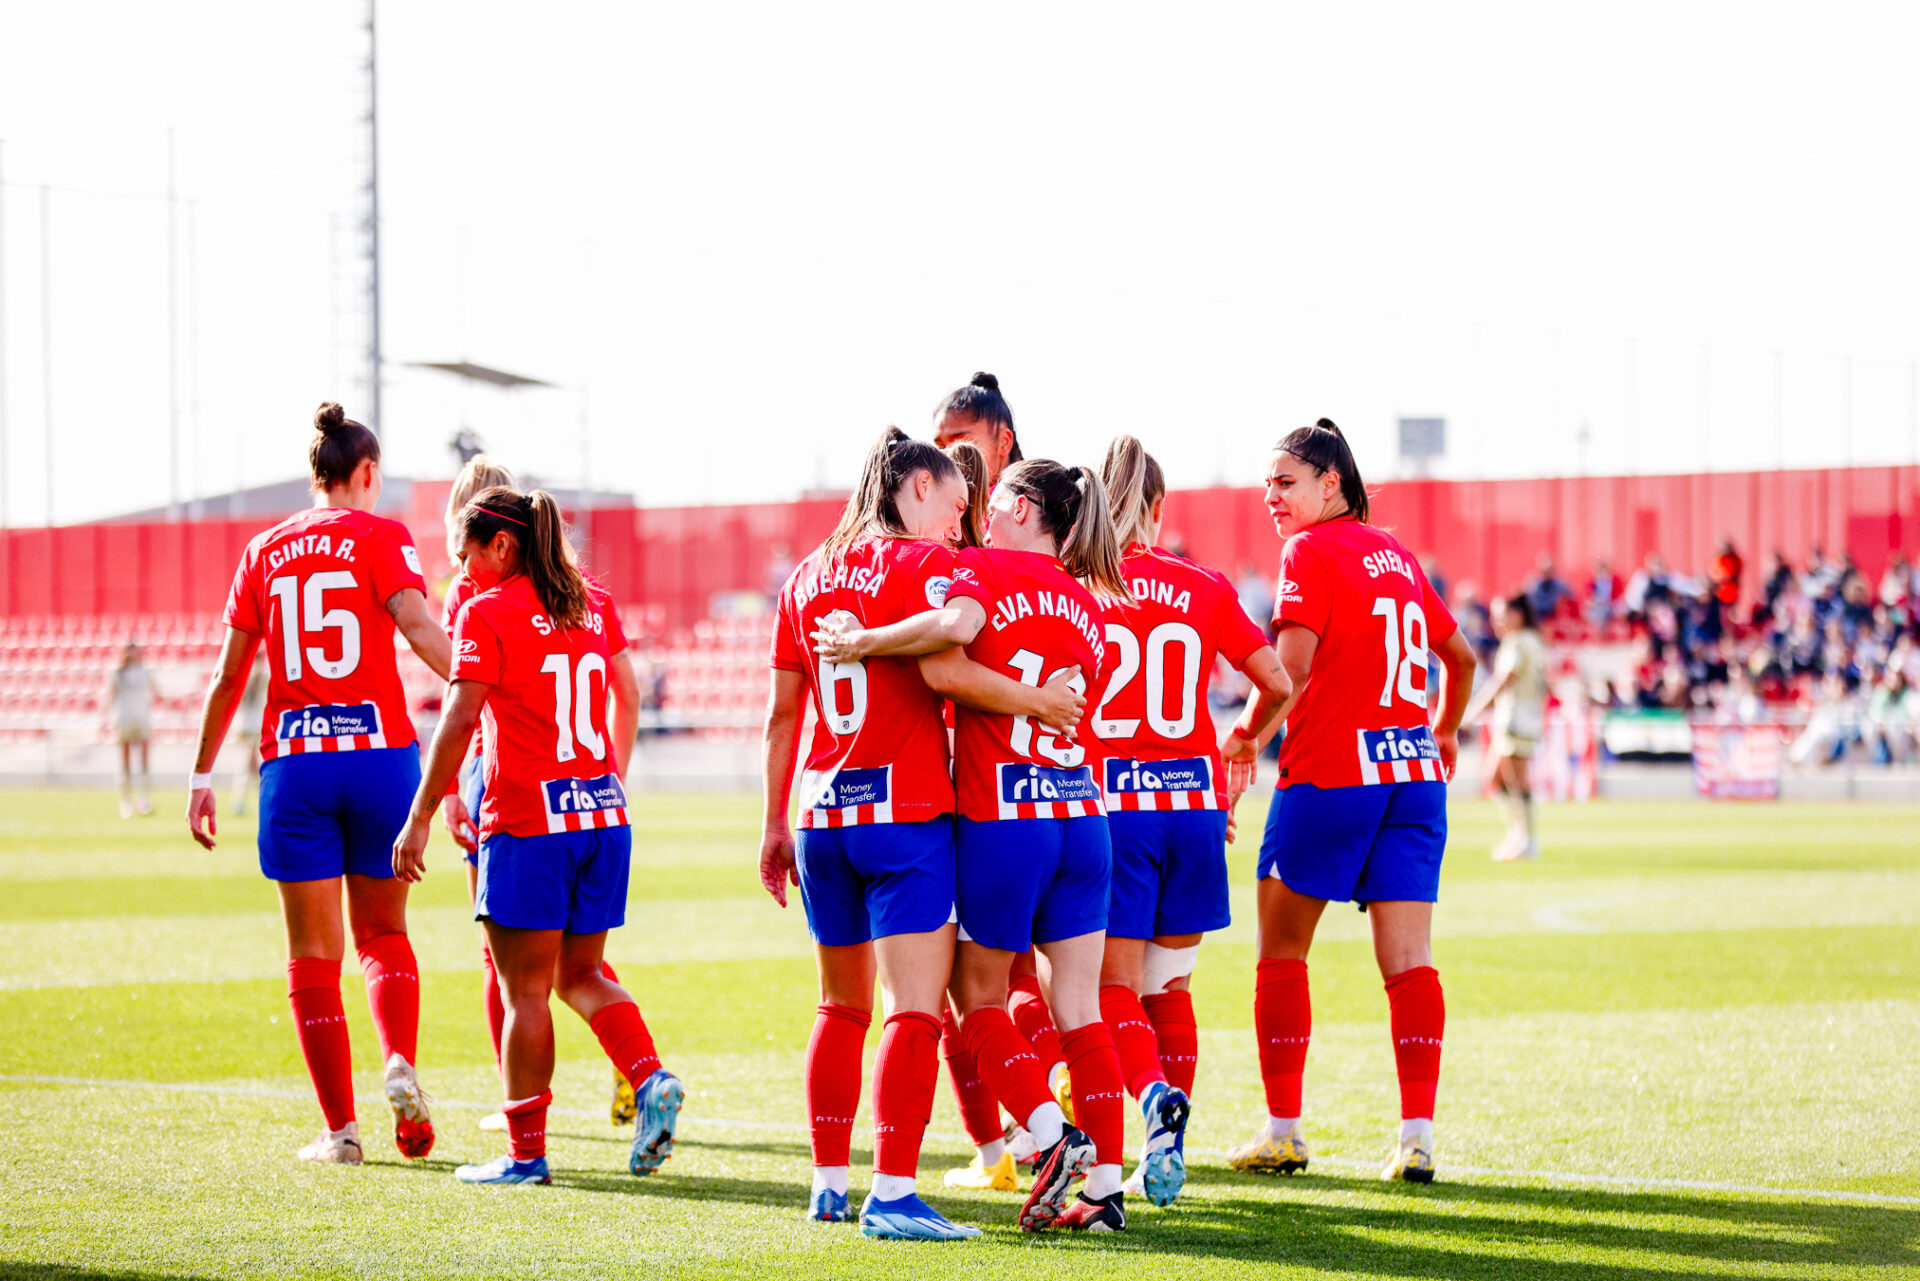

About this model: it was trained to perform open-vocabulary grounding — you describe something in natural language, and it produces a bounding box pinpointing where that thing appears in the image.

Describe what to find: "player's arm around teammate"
[1086,435,1292,1208]
[186,403,452,1167]
[1228,419,1476,1185]
[393,487,675,1188]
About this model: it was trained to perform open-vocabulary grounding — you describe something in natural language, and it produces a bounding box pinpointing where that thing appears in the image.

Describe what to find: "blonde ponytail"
[1099,434,1165,549]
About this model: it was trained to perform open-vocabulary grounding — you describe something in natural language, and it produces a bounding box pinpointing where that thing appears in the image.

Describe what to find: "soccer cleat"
[1019,1126,1096,1233]
[384,1054,435,1159]
[1055,1190,1126,1232]
[1226,1125,1310,1175]
[612,1066,638,1126]
[942,1149,1020,1192]
[808,1187,852,1222]
[858,1192,983,1241]
[296,1122,363,1165]
[1005,1120,1041,1167]
[454,1154,552,1185]
[1382,1133,1436,1184]
[1051,1066,1076,1124]
[628,1069,685,1176]
[478,1111,508,1133]
[1492,835,1539,863]
[1134,1083,1190,1206]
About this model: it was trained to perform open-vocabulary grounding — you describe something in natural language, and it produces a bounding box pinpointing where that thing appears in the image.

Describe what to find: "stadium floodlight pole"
[1772,349,1784,470]
[39,182,51,528]
[167,127,180,522]
[364,0,383,437]
[1842,355,1853,468]
[0,137,9,530]
[187,199,201,519]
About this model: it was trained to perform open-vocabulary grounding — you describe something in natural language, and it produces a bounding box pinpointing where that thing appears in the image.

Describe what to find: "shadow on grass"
[0,1268,218,1281]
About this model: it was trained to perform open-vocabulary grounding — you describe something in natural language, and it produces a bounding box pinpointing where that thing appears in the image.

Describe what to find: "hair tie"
[474,504,529,528]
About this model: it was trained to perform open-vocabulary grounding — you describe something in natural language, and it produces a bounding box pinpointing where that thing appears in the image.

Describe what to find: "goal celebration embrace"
[186,379,1474,1242]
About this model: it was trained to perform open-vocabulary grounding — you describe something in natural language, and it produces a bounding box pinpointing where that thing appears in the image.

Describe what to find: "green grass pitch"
[2,788,1917,1279]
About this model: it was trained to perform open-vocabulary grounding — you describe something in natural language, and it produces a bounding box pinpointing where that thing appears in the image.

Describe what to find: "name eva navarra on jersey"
[982,585,1104,656]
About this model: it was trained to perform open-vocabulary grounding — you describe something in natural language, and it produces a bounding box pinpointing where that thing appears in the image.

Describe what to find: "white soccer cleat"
[297,1121,364,1165]
[383,1053,435,1159]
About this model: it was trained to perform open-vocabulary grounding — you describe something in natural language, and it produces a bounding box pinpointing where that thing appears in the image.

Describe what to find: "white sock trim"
[870,1172,916,1201]
[1025,1101,1067,1150]
[1266,1115,1301,1139]
[1400,1117,1434,1144]
[1085,1163,1124,1199]
[811,1165,849,1196]
[976,1138,1007,1166]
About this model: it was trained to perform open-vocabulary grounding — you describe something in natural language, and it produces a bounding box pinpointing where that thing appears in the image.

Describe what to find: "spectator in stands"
[1708,538,1743,608]
[1524,554,1576,622]
[1237,562,1276,642]
[1754,550,1794,625]
[931,372,1021,488]
[1789,673,1863,765]
[1864,667,1918,764]
[1586,558,1617,627]
[1452,582,1496,667]
[104,642,155,818]
[1421,557,1448,611]
[1880,553,1915,609]
[1623,553,1673,620]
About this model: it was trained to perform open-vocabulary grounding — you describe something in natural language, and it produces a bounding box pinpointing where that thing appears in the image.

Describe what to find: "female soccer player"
[1462,592,1548,862]
[1092,435,1292,1206]
[932,372,1021,487]
[394,486,666,1187]
[105,642,156,817]
[186,402,452,1165]
[1223,418,1476,1184]
[760,427,1084,1238]
[819,458,1137,1233]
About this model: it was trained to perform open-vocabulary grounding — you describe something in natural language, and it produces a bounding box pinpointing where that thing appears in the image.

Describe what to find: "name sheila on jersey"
[984,587,1103,655]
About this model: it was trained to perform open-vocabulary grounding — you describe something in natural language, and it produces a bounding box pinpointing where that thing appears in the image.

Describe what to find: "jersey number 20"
[1092,621,1202,740]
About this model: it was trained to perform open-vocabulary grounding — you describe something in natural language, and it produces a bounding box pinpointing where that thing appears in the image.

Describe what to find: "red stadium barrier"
[3,463,1916,630]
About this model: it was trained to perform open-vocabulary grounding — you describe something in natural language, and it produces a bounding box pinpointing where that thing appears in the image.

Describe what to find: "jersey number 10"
[540,652,609,763]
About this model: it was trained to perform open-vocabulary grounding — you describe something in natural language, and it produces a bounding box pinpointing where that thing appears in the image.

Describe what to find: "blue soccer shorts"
[458,750,487,868]
[477,826,631,934]
[258,745,420,883]
[1258,780,1447,904]
[1106,809,1231,939]
[956,815,1111,953]
[796,817,957,947]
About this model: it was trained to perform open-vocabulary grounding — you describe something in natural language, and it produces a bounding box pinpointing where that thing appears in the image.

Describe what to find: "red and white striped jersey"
[451,575,631,838]
[770,535,957,828]
[945,547,1108,822]
[223,506,428,762]
[1094,544,1270,811]
[1272,517,1459,789]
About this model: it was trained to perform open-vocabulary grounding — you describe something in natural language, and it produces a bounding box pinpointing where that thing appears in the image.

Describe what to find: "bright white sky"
[2,1,1918,525]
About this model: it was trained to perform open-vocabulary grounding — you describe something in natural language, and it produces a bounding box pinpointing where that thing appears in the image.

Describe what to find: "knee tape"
[1141,943,1200,994]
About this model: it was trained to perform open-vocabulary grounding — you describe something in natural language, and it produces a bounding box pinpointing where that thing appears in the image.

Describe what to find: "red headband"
[472,504,528,529]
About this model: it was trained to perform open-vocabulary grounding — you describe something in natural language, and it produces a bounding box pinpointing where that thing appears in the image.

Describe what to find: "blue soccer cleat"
[454,1154,551,1185]
[808,1187,852,1222]
[1132,1083,1190,1207]
[629,1069,685,1176]
[858,1192,982,1241]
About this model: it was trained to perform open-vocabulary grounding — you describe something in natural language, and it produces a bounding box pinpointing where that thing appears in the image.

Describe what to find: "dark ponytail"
[944,440,990,550]
[1274,417,1370,523]
[455,486,591,629]
[933,372,1021,464]
[309,401,381,492]
[821,427,963,563]
[1000,459,1134,606]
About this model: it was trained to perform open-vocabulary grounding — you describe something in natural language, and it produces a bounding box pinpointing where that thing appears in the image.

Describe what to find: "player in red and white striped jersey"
[1090,436,1293,1206]
[819,458,1139,1234]
[761,428,1082,1239]
[394,486,675,1187]
[186,402,452,1167]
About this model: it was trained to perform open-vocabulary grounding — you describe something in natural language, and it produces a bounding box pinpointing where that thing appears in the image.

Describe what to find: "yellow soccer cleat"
[1051,1066,1076,1125]
[1226,1125,1310,1175]
[943,1149,1021,1192]
[612,1067,638,1127]
[1381,1133,1436,1184]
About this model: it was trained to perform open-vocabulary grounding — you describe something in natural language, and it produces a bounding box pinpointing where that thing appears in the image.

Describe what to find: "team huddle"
[185,375,1476,1242]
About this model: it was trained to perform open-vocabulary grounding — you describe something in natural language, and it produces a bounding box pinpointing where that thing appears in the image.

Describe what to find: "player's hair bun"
[969,371,1000,392]
[315,402,348,434]
[1314,416,1342,435]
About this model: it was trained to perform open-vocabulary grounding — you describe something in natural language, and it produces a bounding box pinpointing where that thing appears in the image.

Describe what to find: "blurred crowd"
[1447,544,1920,767]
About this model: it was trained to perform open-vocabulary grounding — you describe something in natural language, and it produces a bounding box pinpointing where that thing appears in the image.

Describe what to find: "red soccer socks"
[1007,974,1065,1072]
[1099,985,1168,1100]
[940,1007,1004,1145]
[287,958,355,1131]
[1255,957,1311,1118]
[959,1006,1053,1129]
[1058,1021,1126,1167]
[355,932,420,1066]
[505,1090,553,1162]
[1385,965,1445,1120]
[1142,988,1198,1096]
[590,999,665,1091]
[872,1010,941,1177]
[802,1001,870,1167]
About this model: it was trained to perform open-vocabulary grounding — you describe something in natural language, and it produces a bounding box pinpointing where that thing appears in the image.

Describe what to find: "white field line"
[5,1072,1919,1208]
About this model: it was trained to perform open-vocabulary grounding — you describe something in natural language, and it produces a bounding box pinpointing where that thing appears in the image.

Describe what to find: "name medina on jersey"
[265,533,361,573]
[985,587,1102,654]
[1361,548,1418,588]
[1127,576,1193,613]
[791,560,888,612]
